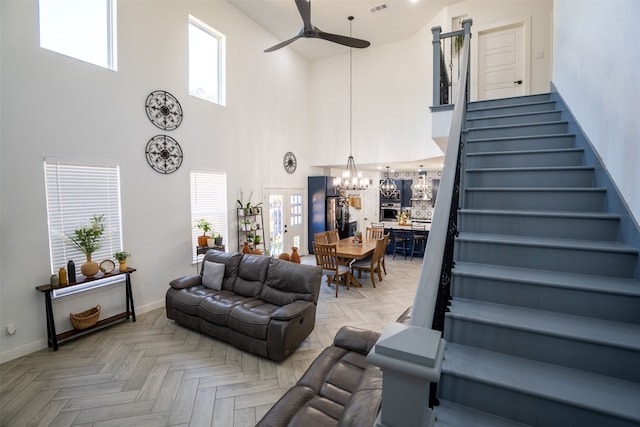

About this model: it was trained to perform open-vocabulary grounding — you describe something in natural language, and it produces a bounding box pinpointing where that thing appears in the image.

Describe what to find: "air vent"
[370,3,388,13]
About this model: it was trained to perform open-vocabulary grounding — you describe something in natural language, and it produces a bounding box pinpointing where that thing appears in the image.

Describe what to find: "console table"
[36,267,136,351]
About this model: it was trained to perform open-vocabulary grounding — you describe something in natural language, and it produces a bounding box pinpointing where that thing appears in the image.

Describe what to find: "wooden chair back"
[326,229,340,243]
[314,242,339,271]
[366,227,385,240]
[370,222,384,228]
[314,231,330,244]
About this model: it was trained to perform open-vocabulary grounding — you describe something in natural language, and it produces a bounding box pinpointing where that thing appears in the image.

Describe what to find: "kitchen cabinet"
[401,180,413,208]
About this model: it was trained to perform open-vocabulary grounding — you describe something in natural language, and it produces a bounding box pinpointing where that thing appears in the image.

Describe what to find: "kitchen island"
[379,221,430,258]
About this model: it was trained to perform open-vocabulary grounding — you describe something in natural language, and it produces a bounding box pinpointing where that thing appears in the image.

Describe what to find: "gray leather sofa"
[166,251,322,362]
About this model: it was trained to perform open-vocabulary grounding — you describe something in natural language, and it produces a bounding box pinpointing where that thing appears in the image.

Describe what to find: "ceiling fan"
[265,0,371,53]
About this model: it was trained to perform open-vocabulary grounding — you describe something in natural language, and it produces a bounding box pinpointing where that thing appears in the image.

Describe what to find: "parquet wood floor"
[0,256,421,426]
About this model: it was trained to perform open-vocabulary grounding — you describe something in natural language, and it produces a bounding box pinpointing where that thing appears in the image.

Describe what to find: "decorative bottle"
[242,241,251,254]
[67,260,76,283]
[58,267,67,285]
[290,247,301,263]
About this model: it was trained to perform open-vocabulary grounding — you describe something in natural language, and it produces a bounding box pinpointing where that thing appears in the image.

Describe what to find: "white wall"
[552,0,640,221]
[0,0,313,361]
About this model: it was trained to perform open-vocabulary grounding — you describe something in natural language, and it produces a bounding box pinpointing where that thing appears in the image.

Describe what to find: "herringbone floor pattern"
[1,256,421,426]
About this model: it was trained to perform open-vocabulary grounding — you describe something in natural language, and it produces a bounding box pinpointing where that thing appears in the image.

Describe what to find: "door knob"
[514,80,523,84]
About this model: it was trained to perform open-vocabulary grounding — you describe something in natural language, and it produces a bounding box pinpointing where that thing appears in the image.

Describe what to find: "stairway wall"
[550,84,640,279]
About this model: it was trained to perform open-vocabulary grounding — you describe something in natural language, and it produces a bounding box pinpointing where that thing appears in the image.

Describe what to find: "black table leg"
[44,291,58,351]
[126,273,136,322]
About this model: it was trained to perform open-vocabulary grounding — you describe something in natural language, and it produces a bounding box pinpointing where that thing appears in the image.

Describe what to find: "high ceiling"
[228,0,455,172]
[228,0,450,62]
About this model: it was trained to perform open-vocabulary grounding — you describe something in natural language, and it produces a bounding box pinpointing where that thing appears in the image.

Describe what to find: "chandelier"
[411,165,429,199]
[379,166,397,198]
[335,16,369,192]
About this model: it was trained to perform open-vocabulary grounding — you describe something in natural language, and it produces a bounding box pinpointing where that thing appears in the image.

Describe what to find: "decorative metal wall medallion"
[145,90,183,130]
[283,151,297,174]
[145,135,183,174]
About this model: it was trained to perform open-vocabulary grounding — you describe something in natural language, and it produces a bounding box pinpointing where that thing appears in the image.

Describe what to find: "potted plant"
[253,235,262,246]
[352,230,363,244]
[67,214,105,277]
[214,233,223,247]
[195,218,212,246]
[114,251,130,271]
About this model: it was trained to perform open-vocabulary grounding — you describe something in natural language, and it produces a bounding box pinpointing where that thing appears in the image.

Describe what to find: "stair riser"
[465,150,584,169]
[465,168,594,188]
[466,101,557,119]
[438,375,638,427]
[458,212,619,241]
[465,189,605,212]
[468,94,551,109]
[466,135,576,153]
[454,240,637,278]
[467,111,562,128]
[451,273,640,324]
[444,316,640,382]
[466,122,568,139]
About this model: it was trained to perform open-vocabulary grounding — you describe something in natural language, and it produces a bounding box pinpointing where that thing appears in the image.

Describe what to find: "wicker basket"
[70,305,101,330]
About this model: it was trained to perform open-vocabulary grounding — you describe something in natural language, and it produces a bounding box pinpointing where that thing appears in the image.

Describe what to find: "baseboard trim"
[0,298,166,364]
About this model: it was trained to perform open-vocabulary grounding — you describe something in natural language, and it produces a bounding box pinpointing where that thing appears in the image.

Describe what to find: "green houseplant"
[114,251,130,271]
[67,214,105,277]
[195,218,213,246]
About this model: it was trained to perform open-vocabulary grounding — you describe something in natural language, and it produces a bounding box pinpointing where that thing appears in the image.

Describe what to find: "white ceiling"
[228,0,450,62]
[228,0,455,172]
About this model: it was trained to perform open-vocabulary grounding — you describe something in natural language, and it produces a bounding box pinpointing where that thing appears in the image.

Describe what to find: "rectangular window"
[189,15,226,105]
[39,0,117,70]
[44,159,123,277]
[190,171,228,263]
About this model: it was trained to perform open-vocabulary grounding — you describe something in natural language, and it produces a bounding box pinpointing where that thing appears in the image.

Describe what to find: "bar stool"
[393,230,410,259]
[410,224,427,260]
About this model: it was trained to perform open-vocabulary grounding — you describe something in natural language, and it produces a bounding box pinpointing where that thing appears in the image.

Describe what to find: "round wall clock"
[145,135,183,174]
[145,90,183,131]
[283,151,297,174]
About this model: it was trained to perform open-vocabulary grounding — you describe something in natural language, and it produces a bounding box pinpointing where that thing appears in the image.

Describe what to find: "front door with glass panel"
[265,188,305,257]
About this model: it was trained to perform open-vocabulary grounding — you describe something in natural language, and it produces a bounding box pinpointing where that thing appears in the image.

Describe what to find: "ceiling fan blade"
[264,33,302,52]
[295,0,312,31]
[317,31,371,49]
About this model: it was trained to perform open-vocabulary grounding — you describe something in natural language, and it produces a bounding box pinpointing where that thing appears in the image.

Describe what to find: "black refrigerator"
[308,176,355,253]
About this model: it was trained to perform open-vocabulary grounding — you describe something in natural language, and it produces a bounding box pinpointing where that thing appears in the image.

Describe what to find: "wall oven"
[380,203,401,221]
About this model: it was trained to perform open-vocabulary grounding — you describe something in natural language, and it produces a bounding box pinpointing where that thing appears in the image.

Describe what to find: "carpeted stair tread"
[434,399,531,427]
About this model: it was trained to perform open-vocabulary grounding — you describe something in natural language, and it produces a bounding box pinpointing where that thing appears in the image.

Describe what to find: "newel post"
[432,26,442,107]
[367,322,446,427]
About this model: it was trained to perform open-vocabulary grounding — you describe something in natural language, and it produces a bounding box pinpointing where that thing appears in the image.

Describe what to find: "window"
[190,171,228,263]
[189,15,226,105]
[39,0,117,70]
[44,159,123,276]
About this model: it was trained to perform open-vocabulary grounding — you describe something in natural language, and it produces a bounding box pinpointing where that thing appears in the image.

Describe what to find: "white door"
[478,23,526,100]
[264,188,305,257]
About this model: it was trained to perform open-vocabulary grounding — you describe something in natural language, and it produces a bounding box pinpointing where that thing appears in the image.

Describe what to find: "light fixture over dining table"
[334,16,370,193]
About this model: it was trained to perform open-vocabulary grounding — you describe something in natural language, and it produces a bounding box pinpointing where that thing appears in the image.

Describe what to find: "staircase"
[433,94,640,426]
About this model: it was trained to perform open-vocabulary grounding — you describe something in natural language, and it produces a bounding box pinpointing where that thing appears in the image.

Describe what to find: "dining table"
[333,236,377,287]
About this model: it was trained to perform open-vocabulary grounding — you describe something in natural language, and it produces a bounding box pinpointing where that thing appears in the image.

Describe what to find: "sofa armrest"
[169,275,202,290]
[333,326,381,355]
[271,300,314,321]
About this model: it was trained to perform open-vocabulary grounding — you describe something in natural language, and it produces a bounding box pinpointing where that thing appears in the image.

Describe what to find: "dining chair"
[350,237,387,288]
[314,242,350,297]
[326,229,340,243]
[314,231,330,244]
[366,227,385,240]
[370,222,384,228]
[380,233,390,275]
[410,224,427,260]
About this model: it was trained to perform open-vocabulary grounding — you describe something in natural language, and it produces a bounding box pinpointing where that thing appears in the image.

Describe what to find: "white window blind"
[45,159,123,276]
[190,171,228,263]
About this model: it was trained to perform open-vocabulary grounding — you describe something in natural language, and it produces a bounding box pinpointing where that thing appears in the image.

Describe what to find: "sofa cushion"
[336,365,383,427]
[233,254,270,298]
[257,385,343,427]
[172,286,217,316]
[229,300,280,339]
[261,259,323,306]
[199,294,257,326]
[202,251,242,291]
[202,260,225,290]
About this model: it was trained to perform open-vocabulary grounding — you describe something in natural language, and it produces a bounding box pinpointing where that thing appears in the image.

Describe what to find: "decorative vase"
[207,238,215,248]
[214,237,223,246]
[81,254,100,278]
[278,252,290,261]
[118,260,127,271]
[198,235,209,246]
[290,247,301,263]
[242,242,251,254]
